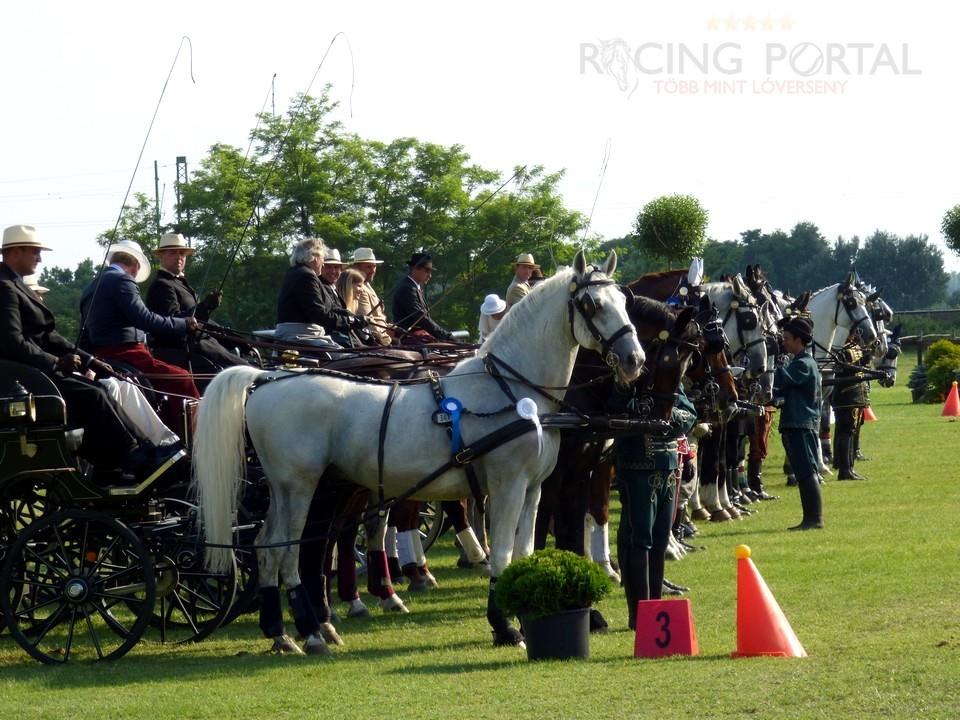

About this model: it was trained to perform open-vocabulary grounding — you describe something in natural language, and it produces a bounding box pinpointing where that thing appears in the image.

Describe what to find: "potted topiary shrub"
[495,548,611,660]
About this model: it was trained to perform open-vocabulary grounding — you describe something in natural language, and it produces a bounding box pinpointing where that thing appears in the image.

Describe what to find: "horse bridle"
[567,269,635,370]
[721,296,764,368]
[835,285,875,340]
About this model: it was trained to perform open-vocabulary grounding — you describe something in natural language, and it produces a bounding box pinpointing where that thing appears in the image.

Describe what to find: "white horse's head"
[837,278,879,348]
[703,275,768,381]
[569,250,644,385]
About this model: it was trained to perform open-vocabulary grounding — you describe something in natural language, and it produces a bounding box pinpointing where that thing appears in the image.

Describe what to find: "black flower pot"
[521,607,590,661]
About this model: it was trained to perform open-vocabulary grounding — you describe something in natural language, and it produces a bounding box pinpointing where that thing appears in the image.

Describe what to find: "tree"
[633,194,708,268]
[856,231,948,309]
[38,259,97,341]
[97,192,164,251]
[942,204,960,257]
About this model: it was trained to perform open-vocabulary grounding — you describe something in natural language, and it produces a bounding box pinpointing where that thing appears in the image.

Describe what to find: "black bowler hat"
[408,251,434,269]
[783,316,813,343]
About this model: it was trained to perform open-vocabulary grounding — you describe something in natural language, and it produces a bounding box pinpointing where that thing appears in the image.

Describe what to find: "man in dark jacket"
[390,251,454,342]
[80,240,200,433]
[145,232,247,371]
[276,240,367,348]
[0,225,179,479]
[774,316,823,531]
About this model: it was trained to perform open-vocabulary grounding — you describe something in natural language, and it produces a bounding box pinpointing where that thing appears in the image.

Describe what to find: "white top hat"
[106,240,152,283]
[480,293,507,315]
[157,232,194,254]
[351,247,383,264]
[2,225,52,251]
[514,252,537,267]
[23,273,49,294]
[323,248,344,265]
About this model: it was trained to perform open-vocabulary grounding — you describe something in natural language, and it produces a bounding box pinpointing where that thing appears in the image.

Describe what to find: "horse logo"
[598,38,639,98]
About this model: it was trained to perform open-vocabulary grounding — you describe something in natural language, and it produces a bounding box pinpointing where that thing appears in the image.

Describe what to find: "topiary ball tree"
[633,194,708,269]
[942,204,960,258]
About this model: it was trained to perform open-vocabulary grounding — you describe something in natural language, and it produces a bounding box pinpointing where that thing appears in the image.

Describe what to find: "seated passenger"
[0,225,180,479]
[145,232,249,372]
[80,239,200,435]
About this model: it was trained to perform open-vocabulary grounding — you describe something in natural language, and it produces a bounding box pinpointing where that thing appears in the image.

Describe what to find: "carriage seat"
[0,360,68,429]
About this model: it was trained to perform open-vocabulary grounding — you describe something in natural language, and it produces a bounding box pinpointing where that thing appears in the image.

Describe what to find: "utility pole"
[153,160,161,240]
[175,156,190,232]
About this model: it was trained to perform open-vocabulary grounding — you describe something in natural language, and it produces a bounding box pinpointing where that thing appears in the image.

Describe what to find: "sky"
[2,0,959,275]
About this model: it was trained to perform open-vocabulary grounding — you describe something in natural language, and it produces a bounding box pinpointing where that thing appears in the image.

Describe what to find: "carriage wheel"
[0,480,63,637]
[0,510,156,664]
[142,498,237,643]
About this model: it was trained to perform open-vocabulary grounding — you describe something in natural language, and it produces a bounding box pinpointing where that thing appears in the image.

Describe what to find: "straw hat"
[2,225,52,251]
[480,293,507,316]
[157,232,194,254]
[351,247,383,265]
[514,252,537,267]
[106,240,152,284]
[23,274,49,294]
[323,248,344,265]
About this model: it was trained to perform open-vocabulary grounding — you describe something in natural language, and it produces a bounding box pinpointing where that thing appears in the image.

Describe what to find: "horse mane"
[480,267,575,357]
[630,295,674,327]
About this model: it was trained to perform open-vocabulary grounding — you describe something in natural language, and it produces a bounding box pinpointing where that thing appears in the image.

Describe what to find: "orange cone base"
[942,381,960,417]
[732,557,806,658]
[634,598,699,658]
[863,406,877,422]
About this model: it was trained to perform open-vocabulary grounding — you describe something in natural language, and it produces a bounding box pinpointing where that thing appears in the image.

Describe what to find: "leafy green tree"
[97,192,165,251]
[633,194,708,268]
[37,259,97,341]
[941,204,960,257]
[856,232,948,310]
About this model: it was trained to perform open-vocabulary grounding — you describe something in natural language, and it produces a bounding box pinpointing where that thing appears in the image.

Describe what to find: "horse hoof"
[269,635,305,655]
[303,635,331,656]
[319,622,345,646]
[347,600,371,618]
[690,508,711,521]
[709,509,732,522]
[380,595,409,613]
[599,562,621,583]
[422,570,439,589]
[492,626,525,647]
[723,505,742,519]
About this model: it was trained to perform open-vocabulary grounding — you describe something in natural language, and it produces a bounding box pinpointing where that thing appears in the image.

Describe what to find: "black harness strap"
[377,382,400,514]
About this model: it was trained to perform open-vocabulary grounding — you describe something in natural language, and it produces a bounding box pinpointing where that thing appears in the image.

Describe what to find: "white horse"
[702,275,770,397]
[806,279,879,359]
[191,251,644,654]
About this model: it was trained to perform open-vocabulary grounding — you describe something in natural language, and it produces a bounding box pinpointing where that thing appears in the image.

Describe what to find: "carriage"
[0,359,238,663]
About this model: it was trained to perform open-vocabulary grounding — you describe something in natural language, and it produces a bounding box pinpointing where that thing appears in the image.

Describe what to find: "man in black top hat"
[390,252,454,342]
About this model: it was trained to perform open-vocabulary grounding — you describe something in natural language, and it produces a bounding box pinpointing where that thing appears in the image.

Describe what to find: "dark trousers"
[781,428,822,524]
[53,374,137,469]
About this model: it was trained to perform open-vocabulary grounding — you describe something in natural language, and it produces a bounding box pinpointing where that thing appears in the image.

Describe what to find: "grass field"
[2,355,959,719]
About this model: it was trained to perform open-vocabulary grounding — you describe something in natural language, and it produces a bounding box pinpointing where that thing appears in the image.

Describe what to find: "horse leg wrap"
[487,580,523,647]
[365,550,395,600]
[456,527,488,564]
[287,585,322,639]
[258,586,286,639]
[583,514,597,561]
[396,530,417,567]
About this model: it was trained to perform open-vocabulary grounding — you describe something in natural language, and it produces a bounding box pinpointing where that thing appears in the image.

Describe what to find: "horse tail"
[191,365,265,573]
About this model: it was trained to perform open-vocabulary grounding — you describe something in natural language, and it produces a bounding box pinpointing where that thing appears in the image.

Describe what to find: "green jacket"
[612,387,697,472]
[774,350,821,432]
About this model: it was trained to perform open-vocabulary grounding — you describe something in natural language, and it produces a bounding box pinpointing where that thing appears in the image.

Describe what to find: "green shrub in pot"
[495,548,611,621]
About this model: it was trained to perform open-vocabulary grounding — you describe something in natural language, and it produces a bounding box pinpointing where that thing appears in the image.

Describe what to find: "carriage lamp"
[2,381,36,423]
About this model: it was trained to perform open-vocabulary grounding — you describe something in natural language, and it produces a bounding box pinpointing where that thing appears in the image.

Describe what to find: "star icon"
[742,16,757,31]
[706,16,720,31]
[761,16,775,31]
[725,15,738,31]
[780,16,794,30]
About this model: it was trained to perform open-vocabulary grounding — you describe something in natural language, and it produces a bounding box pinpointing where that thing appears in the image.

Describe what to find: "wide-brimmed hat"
[323,248,344,265]
[23,274,49,294]
[480,293,507,316]
[156,232,194,254]
[351,247,383,265]
[783,316,813,343]
[514,252,537,267]
[106,240,152,284]
[2,225,52,251]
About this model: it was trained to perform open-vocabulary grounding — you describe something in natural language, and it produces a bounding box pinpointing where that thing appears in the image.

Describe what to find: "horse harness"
[569,268,636,371]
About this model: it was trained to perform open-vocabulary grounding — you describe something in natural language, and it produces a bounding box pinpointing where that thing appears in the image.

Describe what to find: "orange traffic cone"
[863,405,877,422]
[731,545,806,658]
[942,381,960,418]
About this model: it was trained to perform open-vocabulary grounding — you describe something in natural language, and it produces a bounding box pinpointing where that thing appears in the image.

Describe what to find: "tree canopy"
[632,194,708,268]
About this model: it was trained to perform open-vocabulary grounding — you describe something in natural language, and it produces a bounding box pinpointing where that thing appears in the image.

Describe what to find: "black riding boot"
[789,476,823,530]
[837,434,865,480]
[748,457,778,500]
[619,543,650,630]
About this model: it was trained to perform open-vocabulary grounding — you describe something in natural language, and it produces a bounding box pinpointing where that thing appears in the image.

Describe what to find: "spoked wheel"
[139,498,237,643]
[0,510,156,664]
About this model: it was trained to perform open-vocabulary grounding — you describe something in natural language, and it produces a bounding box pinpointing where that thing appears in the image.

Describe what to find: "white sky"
[2,0,959,274]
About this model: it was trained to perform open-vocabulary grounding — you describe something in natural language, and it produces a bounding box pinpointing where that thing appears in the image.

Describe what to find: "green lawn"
[2,355,958,719]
